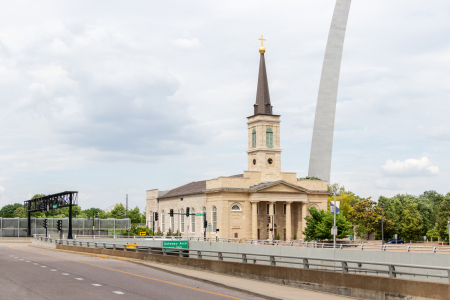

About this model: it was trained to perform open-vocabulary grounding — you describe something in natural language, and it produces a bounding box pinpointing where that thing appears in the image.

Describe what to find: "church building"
[146,40,328,241]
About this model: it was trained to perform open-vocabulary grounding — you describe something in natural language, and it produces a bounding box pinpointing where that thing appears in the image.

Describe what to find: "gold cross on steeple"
[258,35,266,47]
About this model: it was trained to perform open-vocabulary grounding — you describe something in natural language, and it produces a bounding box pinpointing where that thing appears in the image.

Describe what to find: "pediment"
[256,182,306,194]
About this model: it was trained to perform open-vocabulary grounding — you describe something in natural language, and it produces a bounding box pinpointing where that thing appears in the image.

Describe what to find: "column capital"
[250,200,260,203]
[285,201,293,204]
[269,201,276,204]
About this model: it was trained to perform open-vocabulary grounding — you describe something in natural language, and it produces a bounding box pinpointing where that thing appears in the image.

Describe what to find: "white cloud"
[382,157,440,177]
[0,185,5,193]
[169,38,201,48]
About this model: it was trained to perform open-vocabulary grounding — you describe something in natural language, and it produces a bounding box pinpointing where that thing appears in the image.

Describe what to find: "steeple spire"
[254,35,272,116]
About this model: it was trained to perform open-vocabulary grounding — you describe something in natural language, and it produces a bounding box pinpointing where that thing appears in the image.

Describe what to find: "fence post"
[407,246,410,252]
[103,243,106,249]
[242,254,247,263]
[218,252,223,261]
[135,245,138,252]
[163,248,167,255]
[303,258,309,269]
[179,249,183,257]
[94,243,97,248]
[197,251,202,259]
[270,256,276,266]
[341,261,349,273]
[389,265,396,278]
[87,242,89,247]
[433,247,436,253]
[113,244,116,250]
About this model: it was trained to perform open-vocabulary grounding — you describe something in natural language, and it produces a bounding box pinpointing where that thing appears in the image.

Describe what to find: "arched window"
[212,206,217,231]
[252,129,256,148]
[161,210,165,233]
[180,208,185,233]
[202,207,206,228]
[191,208,195,233]
[266,128,273,147]
[231,204,241,211]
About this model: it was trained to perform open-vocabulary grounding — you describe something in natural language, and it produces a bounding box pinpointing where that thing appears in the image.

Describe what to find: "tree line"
[303,185,450,242]
[0,195,146,224]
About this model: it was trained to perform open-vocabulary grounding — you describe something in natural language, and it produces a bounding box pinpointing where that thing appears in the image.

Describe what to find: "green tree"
[400,203,423,241]
[315,212,353,240]
[348,198,394,238]
[13,207,27,218]
[0,203,23,218]
[302,207,325,241]
[108,203,126,219]
[127,206,142,224]
[434,194,450,238]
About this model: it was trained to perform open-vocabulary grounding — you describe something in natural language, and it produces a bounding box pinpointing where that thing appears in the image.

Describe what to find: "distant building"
[146,42,328,241]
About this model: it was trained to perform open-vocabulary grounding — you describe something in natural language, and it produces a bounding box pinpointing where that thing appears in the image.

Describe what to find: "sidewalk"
[134,259,359,300]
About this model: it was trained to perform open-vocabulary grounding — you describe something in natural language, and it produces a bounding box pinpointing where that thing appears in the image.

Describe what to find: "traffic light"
[267,216,271,223]
[43,219,48,228]
[170,209,174,217]
[95,211,98,218]
[57,220,62,231]
[186,207,190,217]
[155,212,159,221]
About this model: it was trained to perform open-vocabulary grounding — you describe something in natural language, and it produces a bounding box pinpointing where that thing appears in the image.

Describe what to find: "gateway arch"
[308,0,352,182]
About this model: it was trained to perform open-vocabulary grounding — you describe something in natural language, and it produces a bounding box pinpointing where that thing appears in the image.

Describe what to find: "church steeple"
[253,35,273,116]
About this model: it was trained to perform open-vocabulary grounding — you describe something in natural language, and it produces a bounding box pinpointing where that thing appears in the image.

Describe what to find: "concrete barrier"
[56,244,449,300]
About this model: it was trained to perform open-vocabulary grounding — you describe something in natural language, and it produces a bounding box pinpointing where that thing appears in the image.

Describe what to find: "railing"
[36,236,450,283]
[33,234,450,253]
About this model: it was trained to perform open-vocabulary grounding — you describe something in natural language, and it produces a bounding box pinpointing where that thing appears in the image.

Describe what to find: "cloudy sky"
[1,0,449,210]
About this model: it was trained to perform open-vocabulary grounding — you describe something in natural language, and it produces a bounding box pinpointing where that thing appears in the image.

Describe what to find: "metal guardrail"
[36,236,450,283]
[33,234,450,254]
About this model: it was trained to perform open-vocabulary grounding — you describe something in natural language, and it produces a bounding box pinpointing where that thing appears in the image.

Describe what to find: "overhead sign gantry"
[24,191,78,239]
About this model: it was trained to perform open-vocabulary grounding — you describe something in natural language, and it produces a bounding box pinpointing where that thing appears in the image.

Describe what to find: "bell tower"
[247,36,282,182]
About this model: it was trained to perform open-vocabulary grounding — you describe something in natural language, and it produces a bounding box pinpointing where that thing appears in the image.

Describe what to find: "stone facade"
[145,45,329,241]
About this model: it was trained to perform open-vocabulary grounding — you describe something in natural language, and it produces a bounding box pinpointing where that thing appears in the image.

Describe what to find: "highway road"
[0,243,355,300]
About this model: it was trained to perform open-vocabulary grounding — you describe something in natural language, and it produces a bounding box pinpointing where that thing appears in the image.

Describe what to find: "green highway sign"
[162,240,189,250]
[195,213,203,216]
[53,204,57,208]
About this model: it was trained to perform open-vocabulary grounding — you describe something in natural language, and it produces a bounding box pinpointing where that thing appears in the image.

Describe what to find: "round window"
[268,158,273,164]
[253,159,256,165]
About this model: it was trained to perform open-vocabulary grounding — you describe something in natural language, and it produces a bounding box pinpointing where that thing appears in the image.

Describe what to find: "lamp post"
[328,184,338,249]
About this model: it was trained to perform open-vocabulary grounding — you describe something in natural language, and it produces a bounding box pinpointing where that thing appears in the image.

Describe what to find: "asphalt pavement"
[0,243,265,300]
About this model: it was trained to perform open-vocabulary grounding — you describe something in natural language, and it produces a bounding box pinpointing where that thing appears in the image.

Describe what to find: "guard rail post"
[303,258,309,269]
[389,265,396,278]
[197,251,202,259]
[218,252,223,261]
[242,254,247,263]
[270,256,276,266]
[341,261,349,273]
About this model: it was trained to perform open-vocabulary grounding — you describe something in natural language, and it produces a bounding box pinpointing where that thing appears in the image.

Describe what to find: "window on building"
[266,128,273,147]
[252,129,256,148]
[283,204,286,215]
[212,206,217,231]
[266,203,269,215]
[273,203,276,215]
[231,204,241,211]
[191,208,195,233]
[161,210,165,233]
[180,209,184,233]
[234,233,238,238]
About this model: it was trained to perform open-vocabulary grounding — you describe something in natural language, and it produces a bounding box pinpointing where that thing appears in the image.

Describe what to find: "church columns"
[285,201,292,241]
[300,202,308,240]
[251,201,259,239]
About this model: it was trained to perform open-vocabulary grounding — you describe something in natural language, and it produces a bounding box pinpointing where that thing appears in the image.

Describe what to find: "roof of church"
[253,52,273,116]
[159,174,244,199]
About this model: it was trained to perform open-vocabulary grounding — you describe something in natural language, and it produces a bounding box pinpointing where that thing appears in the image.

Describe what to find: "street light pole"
[333,190,337,249]
[381,215,384,245]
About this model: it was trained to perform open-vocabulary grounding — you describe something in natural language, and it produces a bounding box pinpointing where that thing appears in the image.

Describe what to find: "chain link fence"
[0,218,131,237]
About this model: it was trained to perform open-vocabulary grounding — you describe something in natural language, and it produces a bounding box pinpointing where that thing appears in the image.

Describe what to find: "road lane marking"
[10,246,245,300]
[92,284,102,286]
[41,266,47,268]
[20,259,24,260]
[51,269,57,271]
[75,278,84,280]
[33,263,39,265]
[113,291,124,294]
[26,261,30,262]
[62,273,70,275]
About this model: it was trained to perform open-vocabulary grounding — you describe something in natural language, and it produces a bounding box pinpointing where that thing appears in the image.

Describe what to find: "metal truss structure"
[24,191,78,239]
[24,191,78,213]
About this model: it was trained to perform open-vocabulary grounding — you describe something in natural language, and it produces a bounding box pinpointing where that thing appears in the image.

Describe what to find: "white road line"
[14,257,18,258]
[62,273,70,275]
[33,263,39,265]
[50,269,57,271]
[92,284,102,287]
[20,259,24,260]
[112,291,124,295]
[26,261,30,262]
[41,266,47,268]
[75,278,84,280]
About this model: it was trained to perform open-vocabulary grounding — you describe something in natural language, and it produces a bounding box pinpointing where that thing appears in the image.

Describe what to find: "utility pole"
[333,190,337,248]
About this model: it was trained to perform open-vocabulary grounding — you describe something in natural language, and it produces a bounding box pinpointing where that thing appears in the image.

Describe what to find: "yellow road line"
[9,246,245,300]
